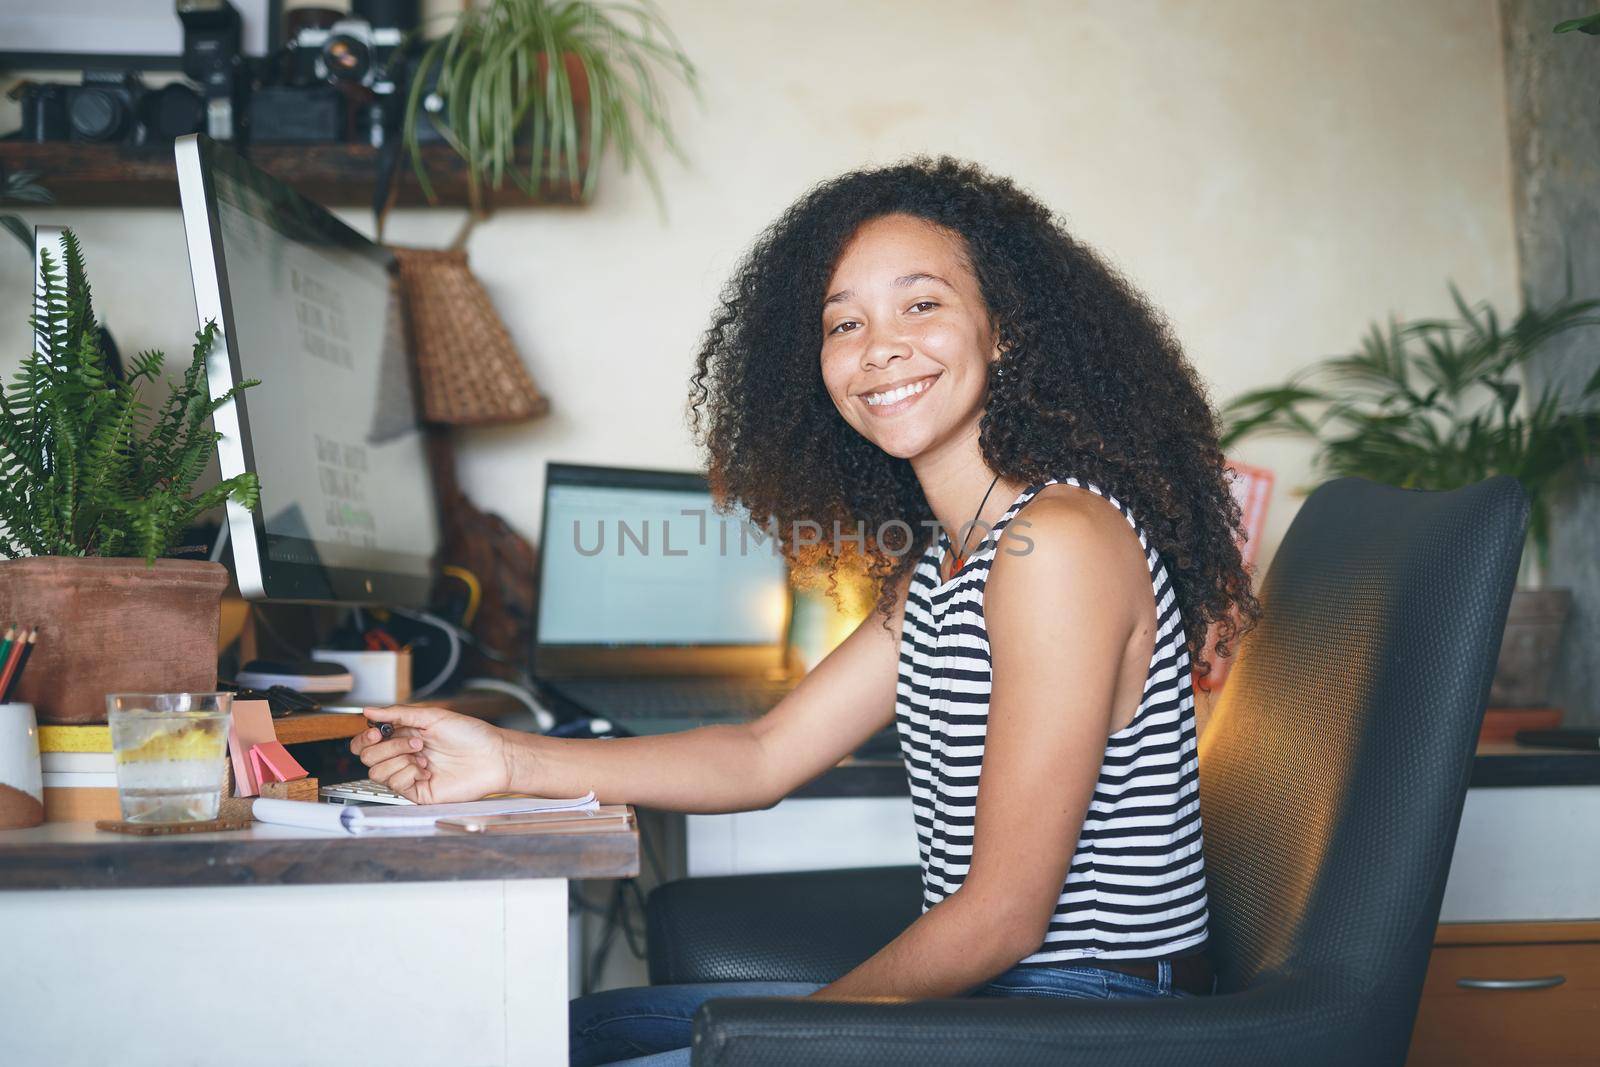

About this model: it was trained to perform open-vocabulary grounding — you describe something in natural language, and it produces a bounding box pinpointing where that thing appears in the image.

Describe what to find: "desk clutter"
[37,722,119,822]
[0,626,38,704]
[228,699,307,797]
[23,692,622,838]
[0,628,41,829]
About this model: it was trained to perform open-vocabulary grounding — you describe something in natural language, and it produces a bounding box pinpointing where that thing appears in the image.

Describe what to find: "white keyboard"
[319,778,416,805]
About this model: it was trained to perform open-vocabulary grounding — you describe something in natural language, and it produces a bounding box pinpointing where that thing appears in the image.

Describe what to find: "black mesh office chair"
[643,475,1530,1066]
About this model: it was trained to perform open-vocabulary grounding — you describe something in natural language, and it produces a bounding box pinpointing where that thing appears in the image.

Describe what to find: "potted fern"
[0,230,259,724]
[403,0,699,215]
[1,167,52,251]
[1221,284,1600,710]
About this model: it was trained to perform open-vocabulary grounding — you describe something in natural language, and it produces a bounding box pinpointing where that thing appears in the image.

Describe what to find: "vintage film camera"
[17,72,206,145]
[260,0,421,146]
[13,0,241,145]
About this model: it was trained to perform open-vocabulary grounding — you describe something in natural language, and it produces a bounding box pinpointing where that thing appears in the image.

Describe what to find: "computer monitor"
[534,463,792,677]
[176,133,438,604]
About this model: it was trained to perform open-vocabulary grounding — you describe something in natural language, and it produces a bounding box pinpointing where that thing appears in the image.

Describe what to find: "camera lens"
[68,88,127,141]
[322,34,373,83]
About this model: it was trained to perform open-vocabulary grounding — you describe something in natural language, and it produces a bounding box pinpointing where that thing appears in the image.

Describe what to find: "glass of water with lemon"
[107,692,233,822]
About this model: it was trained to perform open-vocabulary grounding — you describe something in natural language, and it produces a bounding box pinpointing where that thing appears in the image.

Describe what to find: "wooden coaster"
[94,817,253,836]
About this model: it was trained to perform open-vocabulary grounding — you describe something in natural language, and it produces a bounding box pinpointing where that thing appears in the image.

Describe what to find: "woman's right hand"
[350,704,514,804]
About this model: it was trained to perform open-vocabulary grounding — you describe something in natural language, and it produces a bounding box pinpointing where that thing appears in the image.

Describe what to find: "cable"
[619,878,650,959]
[440,564,483,628]
[460,676,556,732]
[390,603,524,669]
[585,882,623,994]
[387,607,461,699]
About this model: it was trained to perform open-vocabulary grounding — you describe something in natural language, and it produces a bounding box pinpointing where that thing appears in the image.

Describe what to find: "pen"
[365,718,393,740]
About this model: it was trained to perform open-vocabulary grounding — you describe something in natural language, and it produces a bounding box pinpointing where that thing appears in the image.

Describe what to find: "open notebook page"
[252,792,598,834]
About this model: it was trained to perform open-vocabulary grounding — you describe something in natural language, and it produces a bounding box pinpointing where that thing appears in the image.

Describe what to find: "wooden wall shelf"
[0,140,588,209]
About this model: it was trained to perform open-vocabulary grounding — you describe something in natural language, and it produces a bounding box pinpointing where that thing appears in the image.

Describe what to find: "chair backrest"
[1199,477,1527,1034]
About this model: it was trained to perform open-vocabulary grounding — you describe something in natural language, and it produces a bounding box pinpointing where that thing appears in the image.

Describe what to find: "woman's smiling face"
[819,213,1000,462]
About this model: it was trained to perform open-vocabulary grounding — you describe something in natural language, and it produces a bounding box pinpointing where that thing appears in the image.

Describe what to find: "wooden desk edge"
[0,815,639,891]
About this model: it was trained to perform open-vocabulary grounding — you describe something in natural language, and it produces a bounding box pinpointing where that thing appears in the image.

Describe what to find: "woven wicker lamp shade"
[391,246,550,426]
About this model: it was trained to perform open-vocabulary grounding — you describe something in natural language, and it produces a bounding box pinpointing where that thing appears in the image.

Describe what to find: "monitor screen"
[538,476,790,647]
[178,134,439,603]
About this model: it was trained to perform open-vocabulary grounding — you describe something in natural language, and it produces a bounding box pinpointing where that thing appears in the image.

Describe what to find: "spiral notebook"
[251,792,598,834]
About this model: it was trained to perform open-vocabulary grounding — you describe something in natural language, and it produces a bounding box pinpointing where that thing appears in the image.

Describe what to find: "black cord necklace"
[944,472,1003,581]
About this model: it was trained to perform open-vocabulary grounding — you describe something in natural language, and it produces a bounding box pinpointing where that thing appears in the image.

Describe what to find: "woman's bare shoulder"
[990,484,1150,621]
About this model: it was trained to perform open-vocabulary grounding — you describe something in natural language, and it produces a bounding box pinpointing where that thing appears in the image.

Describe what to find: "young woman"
[353,157,1260,1066]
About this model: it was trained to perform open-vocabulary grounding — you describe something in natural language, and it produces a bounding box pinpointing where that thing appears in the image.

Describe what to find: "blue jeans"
[569,960,1203,1066]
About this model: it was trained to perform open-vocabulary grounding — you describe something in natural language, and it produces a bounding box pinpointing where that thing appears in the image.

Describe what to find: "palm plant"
[0,229,260,563]
[403,0,700,214]
[1220,283,1600,580]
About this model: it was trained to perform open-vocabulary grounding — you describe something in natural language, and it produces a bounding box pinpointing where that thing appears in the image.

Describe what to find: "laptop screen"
[537,467,790,647]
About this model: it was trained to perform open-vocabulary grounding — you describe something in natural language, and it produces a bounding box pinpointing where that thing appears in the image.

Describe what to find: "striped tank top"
[894,477,1209,964]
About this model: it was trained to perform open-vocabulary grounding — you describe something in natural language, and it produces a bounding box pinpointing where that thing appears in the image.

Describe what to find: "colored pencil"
[0,627,30,703]
[0,627,14,674]
[2,629,35,703]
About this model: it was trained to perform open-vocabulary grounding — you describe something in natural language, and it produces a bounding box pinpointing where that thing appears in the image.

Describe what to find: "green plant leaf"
[0,234,259,563]
[1553,13,1600,34]
[1222,279,1600,567]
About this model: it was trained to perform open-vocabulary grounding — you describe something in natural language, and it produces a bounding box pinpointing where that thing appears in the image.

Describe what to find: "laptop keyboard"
[555,677,796,721]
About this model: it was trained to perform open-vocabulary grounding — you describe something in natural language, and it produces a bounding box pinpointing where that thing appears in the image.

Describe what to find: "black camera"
[18,72,206,145]
[177,0,247,142]
[278,1,415,143]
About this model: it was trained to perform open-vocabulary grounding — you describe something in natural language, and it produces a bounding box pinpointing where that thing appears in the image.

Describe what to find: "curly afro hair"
[688,155,1260,676]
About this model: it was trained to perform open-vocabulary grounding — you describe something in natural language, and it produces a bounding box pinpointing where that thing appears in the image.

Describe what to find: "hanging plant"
[403,0,700,214]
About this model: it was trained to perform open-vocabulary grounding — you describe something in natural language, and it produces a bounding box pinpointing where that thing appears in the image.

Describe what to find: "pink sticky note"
[228,700,279,797]
[249,741,307,784]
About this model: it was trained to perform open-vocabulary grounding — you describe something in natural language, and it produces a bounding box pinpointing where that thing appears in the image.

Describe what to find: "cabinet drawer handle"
[1457,975,1566,991]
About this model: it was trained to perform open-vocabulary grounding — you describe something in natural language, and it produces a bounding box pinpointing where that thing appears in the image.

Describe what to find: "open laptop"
[532,463,798,735]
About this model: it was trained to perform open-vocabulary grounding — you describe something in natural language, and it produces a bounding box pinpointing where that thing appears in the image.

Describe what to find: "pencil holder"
[0,703,44,829]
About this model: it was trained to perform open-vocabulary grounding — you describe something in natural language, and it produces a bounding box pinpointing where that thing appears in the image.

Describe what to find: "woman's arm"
[503,579,909,811]
[355,571,914,813]
[812,492,1149,999]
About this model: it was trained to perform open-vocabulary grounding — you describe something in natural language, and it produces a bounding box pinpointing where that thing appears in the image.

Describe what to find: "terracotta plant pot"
[0,558,228,725]
[1488,587,1572,708]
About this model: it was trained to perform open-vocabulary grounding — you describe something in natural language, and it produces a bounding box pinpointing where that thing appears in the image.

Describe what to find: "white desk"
[0,818,637,1066]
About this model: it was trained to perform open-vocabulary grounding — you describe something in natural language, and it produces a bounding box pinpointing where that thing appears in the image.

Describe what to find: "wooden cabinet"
[1408,922,1600,1065]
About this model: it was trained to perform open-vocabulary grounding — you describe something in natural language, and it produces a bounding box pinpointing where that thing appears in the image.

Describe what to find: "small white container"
[312,649,413,706]
[0,702,44,829]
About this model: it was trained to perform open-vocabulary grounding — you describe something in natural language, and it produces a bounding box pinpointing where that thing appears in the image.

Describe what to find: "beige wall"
[0,0,1519,579]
